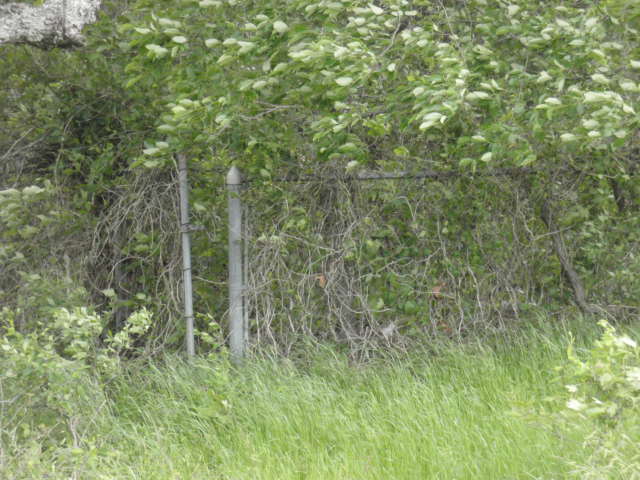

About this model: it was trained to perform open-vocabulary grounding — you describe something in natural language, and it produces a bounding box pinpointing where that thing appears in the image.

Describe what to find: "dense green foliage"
[2,0,638,348]
[0,1,639,474]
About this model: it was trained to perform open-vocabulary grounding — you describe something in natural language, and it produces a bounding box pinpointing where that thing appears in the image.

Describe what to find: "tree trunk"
[540,200,593,315]
[0,0,101,47]
[609,178,628,214]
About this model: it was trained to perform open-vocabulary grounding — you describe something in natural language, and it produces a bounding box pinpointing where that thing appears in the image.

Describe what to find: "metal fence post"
[227,166,245,362]
[178,154,195,358]
[243,203,249,345]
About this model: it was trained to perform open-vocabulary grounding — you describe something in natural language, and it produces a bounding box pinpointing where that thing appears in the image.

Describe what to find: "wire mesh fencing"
[235,167,556,355]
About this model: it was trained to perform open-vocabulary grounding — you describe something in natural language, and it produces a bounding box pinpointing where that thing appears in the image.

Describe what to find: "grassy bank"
[4,328,639,479]
[104,337,585,479]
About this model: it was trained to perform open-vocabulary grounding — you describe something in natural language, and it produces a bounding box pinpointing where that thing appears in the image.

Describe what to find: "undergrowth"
[3,320,638,479]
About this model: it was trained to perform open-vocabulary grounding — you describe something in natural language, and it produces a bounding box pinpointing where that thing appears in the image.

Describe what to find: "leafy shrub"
[0,306,152,478]
[556,320,640,478]
[562,320,640,423]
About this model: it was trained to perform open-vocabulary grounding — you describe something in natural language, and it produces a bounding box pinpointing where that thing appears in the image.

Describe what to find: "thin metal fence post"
[227,166,245,362]
[243,203,249,345]
[178,154,195,357]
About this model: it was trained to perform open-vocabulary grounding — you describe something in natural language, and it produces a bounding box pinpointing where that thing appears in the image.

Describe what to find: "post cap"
[226,166,242,185]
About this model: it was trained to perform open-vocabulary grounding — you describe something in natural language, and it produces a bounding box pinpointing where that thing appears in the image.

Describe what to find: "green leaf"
[145,44,169,57]
[335,77,354,87]
[273,20,289,34]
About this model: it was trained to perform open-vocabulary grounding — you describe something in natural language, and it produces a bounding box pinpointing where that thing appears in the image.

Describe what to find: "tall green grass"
[91,335,593,479]
[8,325,634,479]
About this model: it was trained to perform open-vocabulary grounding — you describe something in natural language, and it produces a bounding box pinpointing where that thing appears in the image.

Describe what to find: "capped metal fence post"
[227,166,245,362]
[178,154,195,358]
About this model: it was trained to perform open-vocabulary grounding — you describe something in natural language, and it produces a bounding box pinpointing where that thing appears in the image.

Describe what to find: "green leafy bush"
[562,320,640,423]
[2,0,639,348]
[556,320,640,478]
[116,0,640,340]
[0,306,152,478]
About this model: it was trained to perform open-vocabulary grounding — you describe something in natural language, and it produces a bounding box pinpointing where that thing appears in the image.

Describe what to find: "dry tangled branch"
[240,166,556,354]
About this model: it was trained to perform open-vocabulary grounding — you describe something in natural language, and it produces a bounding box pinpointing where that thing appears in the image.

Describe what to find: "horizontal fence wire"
[190,162,637,189]
[262,167,538,184]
